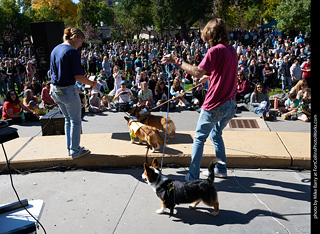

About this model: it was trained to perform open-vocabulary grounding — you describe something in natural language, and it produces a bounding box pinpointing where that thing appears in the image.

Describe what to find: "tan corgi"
[129,106,176,142]
[124,116,164,152]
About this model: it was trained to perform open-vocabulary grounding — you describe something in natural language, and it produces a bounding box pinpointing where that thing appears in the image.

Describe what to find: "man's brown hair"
[201,18,230,47]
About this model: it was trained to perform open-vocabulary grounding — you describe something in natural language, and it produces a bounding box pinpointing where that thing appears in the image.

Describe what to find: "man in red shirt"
[162,18,237,180]
[301,57,311,87]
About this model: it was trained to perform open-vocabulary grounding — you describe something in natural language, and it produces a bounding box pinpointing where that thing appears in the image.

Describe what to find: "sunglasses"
[10,93,16,96]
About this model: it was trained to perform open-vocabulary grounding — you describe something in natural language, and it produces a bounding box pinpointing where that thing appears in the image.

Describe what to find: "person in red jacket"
[41,81,56,107]
[236,70,251,102]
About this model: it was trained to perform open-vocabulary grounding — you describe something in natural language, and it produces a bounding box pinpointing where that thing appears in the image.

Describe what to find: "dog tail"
[207,158,225,182]
[167,118,176,131]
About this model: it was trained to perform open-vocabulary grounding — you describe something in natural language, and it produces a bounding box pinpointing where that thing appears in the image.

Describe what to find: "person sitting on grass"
[137,81,154,109]
[297,88,311,122]
[236,70,251,102]
[280,92,300,120]
[250,83,272,120]
[23,89,39,110]
[41,81,56,108]
[2,90,39,124]
[88,89,101,113]
[170,78,189,107]
[189,77,207,111]
[114,80,134,111]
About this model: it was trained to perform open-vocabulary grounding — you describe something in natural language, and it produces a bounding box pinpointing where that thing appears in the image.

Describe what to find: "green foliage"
[112,0,153,39]
[97,1,114,26]
[168,0,213,37]
[245,5,262,28]
[152,0,172,37]
[0,0,32,46]
[274,0,311,33]
[77,0,99,29]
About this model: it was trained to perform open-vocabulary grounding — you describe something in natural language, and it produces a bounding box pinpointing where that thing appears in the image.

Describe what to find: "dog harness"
[156,179,188,217]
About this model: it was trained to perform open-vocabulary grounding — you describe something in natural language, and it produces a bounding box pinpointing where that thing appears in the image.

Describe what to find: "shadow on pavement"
[216,174,310,202]
[172,207,288,226]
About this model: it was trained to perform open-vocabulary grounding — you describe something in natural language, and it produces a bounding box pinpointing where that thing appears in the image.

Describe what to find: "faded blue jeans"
[50,84,82,157]
[188,99,237,180]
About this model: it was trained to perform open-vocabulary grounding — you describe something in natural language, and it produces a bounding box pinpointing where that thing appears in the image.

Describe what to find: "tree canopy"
[0,0,311,47]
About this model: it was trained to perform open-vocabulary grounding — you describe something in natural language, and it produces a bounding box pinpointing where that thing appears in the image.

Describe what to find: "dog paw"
[156,208,165,214]
[210,211,219,216]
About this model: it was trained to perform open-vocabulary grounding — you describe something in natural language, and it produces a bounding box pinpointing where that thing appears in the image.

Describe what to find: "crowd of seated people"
[0,27,311,122]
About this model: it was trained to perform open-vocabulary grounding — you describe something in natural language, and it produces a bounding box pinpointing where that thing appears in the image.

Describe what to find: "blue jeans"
[50,85,82,156]
[189,99,237,180]
[281,76,292,93]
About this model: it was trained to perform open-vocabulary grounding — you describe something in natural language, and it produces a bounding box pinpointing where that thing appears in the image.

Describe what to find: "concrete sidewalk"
[0,168,311,234]
[0,128,310,171]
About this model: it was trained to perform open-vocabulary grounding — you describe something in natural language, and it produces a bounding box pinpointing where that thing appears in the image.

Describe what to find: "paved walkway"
[0,168,311,234]
[0,109,311,171]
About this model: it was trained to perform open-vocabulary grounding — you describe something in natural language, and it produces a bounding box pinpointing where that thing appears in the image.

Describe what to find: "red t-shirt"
[198,43,238,111]
[301,62,311,78]
[2,100,21,120]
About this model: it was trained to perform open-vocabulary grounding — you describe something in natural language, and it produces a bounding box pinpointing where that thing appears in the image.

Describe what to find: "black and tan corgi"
[142,158,224,216]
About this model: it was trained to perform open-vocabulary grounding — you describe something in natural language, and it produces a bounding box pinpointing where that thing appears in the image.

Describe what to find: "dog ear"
[152,158,159,168]
[143,162,149,170]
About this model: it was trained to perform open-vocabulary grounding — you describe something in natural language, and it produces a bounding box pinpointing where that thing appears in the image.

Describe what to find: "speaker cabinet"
[30,22,65,71]
[40,109,65,136]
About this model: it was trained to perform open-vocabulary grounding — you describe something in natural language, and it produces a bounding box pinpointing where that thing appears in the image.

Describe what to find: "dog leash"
[149,82,204,112]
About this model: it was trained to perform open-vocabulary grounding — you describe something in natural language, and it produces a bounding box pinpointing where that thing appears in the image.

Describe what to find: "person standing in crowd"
[279,56,291,92]
[290,59,302,86]
[301,57,311,87]
[162,18,238,180]
[50,27,97,159]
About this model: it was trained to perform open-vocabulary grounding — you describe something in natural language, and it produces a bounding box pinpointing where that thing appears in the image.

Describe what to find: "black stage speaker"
[40,109,65,136]
[30,22,65,71]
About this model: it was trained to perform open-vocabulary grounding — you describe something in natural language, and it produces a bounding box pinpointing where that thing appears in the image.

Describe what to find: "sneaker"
[202,170,210,177]
[71,147,91,159]
[202,168,227,178]
[214,168,227,179]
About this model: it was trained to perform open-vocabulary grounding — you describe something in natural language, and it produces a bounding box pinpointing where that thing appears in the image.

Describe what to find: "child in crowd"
[297,88,311,122]
[100,96,111,111]
[280,92,300,120]
[138,81,153,109]
[97,77,109,93]
[110,65,121,95]
[89,90,101,113]
[114,80,134,111]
